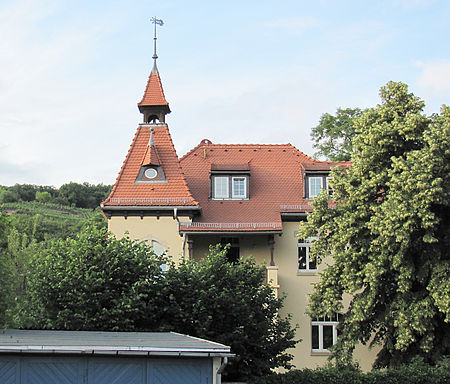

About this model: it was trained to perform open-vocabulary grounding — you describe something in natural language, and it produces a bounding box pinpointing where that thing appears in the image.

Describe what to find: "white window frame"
[326,176,333,196]
[309,176,323,198]
[231,176,247,199]
[214,176,229,199]
[311,314,339,352]
[151,240,167,272]
[298,237,318,272]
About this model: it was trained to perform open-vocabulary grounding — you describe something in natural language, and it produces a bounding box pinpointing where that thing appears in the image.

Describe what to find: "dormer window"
[212,175,249,200]
[305,173,330,199]
[232,177,246,198]
[309,177,323,198]
[135,165,167,183]
[210,163,250,200]
[214,176,229,198]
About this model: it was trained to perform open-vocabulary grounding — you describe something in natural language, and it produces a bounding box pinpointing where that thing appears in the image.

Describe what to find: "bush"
[248,358,450,384]
[35,191,52,203]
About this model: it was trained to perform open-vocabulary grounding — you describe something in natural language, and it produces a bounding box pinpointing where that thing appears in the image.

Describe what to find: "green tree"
[25,227,297,381]
[25,224,164,330]
[35,191,52,203]
[0,187,19,203]
[311,107,363,161]
[0,212,15,326]
[157,246,297,381]
[300,82,450,367]
[58,182,112,209]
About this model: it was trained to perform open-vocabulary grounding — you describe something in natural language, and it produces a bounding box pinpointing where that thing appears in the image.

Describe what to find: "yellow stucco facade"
[108,215,192,265]
[107,215,379,371]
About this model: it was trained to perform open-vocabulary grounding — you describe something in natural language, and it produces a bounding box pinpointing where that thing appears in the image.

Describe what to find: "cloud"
[416,60,450,93]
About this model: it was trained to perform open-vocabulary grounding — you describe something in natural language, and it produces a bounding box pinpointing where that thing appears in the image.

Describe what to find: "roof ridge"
[179,140,209,162]
[286,143,316,161]
[180,142,302,162]
[201,143,291,147]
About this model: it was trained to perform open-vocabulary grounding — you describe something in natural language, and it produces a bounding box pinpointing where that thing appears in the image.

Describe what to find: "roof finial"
[151,17,164,73]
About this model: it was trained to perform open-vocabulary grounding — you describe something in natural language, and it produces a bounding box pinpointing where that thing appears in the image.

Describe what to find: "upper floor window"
[232,177,246,198]
[326,176,333,196]
[298,237,317,272]
[212,175,249,200]
[309,177,323,198]
[311,313,340,352]
[305,174,330,199]
[214,176,229,198]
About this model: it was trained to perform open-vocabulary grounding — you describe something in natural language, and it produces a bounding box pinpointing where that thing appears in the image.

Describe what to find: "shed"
[0,329,233,384]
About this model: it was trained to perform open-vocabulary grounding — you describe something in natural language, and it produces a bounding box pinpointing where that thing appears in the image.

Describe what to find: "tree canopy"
[311,107,363,161]
[0,183,112,209]
[23,225,297,381]
[0,212,14,326]
[300,81,450,367]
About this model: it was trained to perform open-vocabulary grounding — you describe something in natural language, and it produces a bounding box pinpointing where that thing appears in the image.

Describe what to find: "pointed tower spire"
[138,17,171,124]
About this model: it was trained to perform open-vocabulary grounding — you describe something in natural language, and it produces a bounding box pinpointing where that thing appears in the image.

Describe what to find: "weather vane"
[151,17,164,64]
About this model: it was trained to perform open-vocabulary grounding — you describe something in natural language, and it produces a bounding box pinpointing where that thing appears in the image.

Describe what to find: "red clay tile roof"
[138,71,169,107]
[102,124,198,207]
[179,140,345,232]
[303,161,351,171]
[141,142,161,166]
[211,163,250,171]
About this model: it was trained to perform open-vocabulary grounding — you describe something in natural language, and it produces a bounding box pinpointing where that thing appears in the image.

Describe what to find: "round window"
[144,168,158,179]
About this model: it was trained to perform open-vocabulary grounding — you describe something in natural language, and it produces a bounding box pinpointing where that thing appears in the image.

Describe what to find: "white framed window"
[298,237,318,271]
[311,313,339,352]
[214,176,229,199]
[326,176,333,196]
[309,177,323,198]
[212,175,248,200]
[232,177,246,198]
[152,240,167,271]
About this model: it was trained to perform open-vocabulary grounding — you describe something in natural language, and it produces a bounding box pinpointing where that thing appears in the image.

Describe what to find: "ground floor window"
[311,313,339,352]
[152,240,167,271]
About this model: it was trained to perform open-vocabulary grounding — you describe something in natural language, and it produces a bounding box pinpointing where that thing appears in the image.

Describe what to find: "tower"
[137,17,171,123]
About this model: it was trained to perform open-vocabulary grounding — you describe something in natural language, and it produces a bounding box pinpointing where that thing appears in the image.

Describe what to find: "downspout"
[216,357,228,384]
[181,233,186,259]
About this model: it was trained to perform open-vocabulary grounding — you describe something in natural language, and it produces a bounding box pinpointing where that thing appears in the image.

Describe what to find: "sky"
[0,0,449,187]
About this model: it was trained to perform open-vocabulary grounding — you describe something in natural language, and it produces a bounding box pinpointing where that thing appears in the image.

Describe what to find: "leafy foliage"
[157,245,297,381]
[300,82,450,367]
[58,182,112,209]
[311,107,363,161]
[24,229,297,381]
[248,358,450,384]
[0,183,112,209]
[0,183,111,327]
[3,201,98,242]
[0,212,15,326]
[26,224,163,330]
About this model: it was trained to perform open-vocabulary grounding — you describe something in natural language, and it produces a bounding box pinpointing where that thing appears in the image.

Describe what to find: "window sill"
[297,270,318,276]
[211,198,249,201]
[311,350,331,356]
